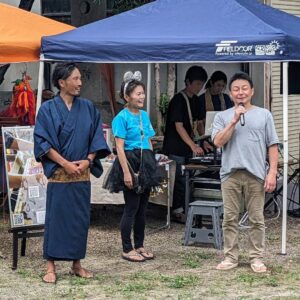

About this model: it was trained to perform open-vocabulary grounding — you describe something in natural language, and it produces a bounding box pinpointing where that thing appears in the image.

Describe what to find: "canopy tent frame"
[39,0,300,254]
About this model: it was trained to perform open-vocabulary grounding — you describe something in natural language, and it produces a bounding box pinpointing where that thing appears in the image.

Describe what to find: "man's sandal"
[122,250,146,262]
[135,247,154,260]
[250,260,267,273]
[216,259,238,271]
[42,271,57,284]
[70,267,93,278]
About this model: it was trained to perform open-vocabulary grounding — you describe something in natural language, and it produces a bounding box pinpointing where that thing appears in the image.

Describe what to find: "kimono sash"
[48,168,90,183]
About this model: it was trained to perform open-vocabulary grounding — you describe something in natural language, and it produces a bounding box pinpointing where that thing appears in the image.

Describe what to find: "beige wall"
[270,0,300,160]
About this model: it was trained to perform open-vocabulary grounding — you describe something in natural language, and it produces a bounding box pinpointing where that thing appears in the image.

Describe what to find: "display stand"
[1,127,47,270]
[9,224,44,270]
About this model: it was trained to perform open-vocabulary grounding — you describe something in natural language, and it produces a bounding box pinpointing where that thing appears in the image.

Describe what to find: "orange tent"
[0,3,74,63]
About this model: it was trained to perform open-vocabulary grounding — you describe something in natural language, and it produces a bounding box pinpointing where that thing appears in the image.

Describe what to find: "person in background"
[42,89,55,103]
[163,66,208,223]
[212,72,279,273]
[106,71,161,262]
[199,71,233,134]
[34,63,110,284]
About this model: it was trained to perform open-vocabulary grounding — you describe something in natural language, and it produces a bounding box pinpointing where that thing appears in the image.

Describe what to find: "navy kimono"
[34,95,110,260]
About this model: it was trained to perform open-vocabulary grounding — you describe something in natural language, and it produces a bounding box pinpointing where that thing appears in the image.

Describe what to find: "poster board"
[2,126,47,228]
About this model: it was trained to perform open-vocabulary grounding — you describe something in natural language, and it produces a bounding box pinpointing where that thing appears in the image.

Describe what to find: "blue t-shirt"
[112,108,155,150]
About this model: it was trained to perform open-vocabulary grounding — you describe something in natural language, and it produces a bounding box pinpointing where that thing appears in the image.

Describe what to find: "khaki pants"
[221,170,265,262]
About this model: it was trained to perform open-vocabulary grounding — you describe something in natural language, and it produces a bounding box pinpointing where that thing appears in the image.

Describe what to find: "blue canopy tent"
[40,0,300,253]
[40,0,300,62]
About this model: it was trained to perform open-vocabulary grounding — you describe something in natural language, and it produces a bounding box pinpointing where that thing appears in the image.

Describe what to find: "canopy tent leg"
[281,61,288,255]
[36,60,44,117]
[147,63,151,113]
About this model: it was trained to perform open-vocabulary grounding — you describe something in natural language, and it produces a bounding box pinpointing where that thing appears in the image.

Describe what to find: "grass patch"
[182,255,201,268]
[290,236,300,243]
[195,251,215,260]
[286,270,300,282]
[237,297,262,300]
[17,268,40,279]
[129,271,157,281]
[236,273,279,287]
[236,274,257,287]
[272,297,300,300]
[69,276,89,286]
[61,287,87,299]
[181,251,214,268]
[266,233,280,241]
[108,272,201,295]
[269,265,284,275]
[93,274,107,282]
[160,274,199,289]
[264,276,279,287]
[103,273,155,296]
[123,282,151,292]
[177,292,194,299]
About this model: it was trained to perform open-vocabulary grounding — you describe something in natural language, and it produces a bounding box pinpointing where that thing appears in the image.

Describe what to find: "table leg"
[21,232,27,256]
[166,165,171,229]
[12,231,18,270]
[184,168,190,221]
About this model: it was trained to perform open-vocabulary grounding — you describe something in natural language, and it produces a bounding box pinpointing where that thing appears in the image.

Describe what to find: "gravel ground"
[1,204,300,300]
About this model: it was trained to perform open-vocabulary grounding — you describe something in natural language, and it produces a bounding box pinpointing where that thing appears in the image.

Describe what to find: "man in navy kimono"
[34,63,110,284]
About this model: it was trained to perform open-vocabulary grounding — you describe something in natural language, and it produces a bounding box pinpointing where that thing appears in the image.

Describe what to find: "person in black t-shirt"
[163,66,208,222]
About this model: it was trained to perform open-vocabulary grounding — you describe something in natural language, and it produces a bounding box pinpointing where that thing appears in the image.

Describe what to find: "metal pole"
[147,63,151,113]
[281,61,288,255]
[36,60,44,116]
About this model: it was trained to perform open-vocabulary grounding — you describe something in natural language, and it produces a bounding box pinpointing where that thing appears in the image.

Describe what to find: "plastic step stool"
[183,200,223,249]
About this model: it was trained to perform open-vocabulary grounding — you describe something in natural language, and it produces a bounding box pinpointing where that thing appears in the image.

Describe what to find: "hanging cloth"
[205,89,226,112]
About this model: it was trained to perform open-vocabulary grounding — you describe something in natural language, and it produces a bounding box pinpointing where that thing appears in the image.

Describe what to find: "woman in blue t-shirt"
[106,71,161,262]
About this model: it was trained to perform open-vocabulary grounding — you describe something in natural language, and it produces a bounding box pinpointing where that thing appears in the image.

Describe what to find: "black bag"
[102,163,113,189]
[127,161,144,194]
[90,158,104,178]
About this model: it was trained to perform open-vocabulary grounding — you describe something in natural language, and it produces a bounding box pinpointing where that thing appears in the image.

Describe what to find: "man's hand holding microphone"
[232,103,246,126]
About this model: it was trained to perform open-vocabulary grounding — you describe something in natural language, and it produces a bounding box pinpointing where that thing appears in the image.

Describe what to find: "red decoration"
[1,73,36,125]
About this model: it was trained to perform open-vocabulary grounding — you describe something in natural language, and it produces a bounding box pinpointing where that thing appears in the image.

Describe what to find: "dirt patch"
[1,204,300,300]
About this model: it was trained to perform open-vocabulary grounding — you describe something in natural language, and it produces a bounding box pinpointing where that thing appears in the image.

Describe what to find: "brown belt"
[48,168,90,183]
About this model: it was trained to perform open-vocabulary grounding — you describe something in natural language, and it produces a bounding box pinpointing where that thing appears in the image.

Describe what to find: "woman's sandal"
[135,248,154,260]
[69,267,94,278]
[122,250,146,262]
[250,260,267,273]
[42,271,57,284]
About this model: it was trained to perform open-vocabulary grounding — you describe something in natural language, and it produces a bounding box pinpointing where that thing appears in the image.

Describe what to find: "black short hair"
[119,79,145,100]
[229,72,253,90]
[52,63,79,90]
[185,66,208,85]
[205,70,227,89]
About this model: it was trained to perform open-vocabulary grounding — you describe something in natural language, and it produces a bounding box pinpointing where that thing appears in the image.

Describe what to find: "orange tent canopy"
[0,3,74,63]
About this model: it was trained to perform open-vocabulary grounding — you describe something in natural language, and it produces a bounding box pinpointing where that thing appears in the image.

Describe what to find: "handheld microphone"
[238,103,245,126]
